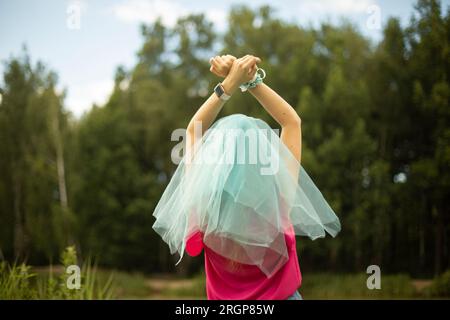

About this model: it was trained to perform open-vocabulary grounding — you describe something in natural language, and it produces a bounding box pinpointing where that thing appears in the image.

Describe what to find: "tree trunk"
[13,168,25,261]
[434,206,443,276]
[52,107,74,247]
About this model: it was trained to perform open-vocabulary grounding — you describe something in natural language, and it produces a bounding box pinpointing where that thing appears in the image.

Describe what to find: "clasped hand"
[209,54,261,94]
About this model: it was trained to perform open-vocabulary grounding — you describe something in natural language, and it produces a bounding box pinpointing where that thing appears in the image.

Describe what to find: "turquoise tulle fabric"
[152,114,341,278]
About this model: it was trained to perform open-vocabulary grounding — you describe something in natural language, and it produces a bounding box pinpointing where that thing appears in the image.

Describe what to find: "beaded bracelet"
[239,67,266,92]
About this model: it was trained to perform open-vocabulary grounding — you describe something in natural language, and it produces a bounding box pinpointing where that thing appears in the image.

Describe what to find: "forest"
[0,0,449,297]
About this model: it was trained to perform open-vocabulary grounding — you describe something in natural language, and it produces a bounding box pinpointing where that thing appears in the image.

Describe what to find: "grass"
[2,254,449,299]
[423,270,450,298]
[154,272,207,299]
[154,272,424,300]
[97,269,149,299]
[0,246,115,299]
[138,271,449,299]
[300,273,418,299]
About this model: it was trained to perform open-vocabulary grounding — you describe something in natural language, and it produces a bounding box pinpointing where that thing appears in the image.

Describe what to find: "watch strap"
[214,83,231,101]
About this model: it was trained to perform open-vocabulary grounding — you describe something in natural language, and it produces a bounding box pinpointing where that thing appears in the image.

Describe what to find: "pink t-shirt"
[185,226,302,300]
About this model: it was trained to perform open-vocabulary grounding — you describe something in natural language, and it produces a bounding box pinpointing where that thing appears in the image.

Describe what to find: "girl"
[152,54,341,300]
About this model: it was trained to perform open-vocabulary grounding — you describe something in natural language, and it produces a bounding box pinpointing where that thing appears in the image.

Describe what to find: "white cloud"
[66,0,89,27]
[111,0,228,31]
[205,8,228,32]
[291,0,379,29]
[298,0,376,15]
[111,0,188,27]
[64,79,114,117]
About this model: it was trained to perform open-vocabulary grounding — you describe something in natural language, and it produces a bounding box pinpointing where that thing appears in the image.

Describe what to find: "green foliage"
[105,270,150,298]
[145,272,422,299]
[0,0,449,287]
[0,246,116,299]
[425,270,450,297]
[0,262,37,299]
[301,273,417,299]
[53,246,115,300]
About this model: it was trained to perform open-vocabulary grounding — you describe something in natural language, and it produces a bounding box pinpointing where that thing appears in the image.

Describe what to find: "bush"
[425,270,450,298]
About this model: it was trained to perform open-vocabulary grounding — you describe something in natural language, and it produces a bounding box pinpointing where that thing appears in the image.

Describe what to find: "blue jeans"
[286,290,303,300]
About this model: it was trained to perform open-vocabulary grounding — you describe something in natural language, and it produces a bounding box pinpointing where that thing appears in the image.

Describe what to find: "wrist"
[221,76,239,95]
[248,82,264,93]
[241,68,266,92]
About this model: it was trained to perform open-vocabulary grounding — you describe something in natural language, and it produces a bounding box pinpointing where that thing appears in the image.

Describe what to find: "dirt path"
[412,280,432,292]
[144,276,203,299]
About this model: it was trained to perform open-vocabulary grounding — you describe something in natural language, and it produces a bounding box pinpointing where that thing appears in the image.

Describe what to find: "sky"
[0,0,448,117]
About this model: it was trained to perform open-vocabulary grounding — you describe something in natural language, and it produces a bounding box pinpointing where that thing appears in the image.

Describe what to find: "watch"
[214,82,231,101]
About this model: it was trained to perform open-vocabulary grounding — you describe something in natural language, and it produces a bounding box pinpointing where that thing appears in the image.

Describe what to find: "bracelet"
[239,67,266,92]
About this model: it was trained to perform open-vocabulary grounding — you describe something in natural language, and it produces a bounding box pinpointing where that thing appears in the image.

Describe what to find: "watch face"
[214,83,224,97]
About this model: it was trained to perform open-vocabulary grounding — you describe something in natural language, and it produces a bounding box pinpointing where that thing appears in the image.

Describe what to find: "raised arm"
[185,86,227,149]
[208,55,302,163]
[186,55,261,150]
[248,83,302,163]
[184,55,261,249]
